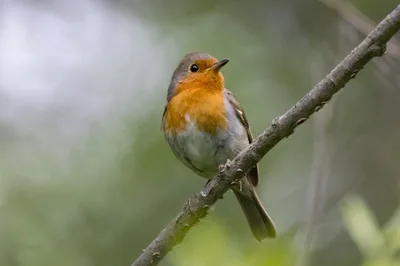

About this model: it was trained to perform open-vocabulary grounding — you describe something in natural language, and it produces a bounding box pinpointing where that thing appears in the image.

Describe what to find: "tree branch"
[132,5,400,266]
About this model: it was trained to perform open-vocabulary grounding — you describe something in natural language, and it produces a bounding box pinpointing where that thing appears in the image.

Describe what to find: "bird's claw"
[218,159,231,172]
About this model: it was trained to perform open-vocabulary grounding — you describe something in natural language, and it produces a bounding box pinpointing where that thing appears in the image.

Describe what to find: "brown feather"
[224,89,259,186]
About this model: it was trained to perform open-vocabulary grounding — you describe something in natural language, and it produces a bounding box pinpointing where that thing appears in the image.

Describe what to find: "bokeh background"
[0,0,399,265]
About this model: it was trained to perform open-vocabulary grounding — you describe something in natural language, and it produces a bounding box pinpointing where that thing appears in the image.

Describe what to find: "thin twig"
[320,0,400,56]
[320,0,400,91]
[297,53,333,266]
[297,20,350,266]
[132,5,400,266]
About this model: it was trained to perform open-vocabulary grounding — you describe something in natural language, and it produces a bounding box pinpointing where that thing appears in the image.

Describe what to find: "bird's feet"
[218,159,231,172]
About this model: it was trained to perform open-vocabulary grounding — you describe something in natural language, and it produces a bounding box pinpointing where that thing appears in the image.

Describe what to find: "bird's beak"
[209,58,229,72]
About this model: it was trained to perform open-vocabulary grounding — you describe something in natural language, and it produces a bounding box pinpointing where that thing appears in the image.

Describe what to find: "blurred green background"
[0,0,399,265]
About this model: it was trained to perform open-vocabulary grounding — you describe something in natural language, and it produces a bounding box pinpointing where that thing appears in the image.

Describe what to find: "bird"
[161,52,277,241]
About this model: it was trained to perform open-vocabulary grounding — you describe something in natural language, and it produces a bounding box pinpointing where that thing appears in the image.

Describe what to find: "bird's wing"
[161,105,167,130]
[224,88,259,186]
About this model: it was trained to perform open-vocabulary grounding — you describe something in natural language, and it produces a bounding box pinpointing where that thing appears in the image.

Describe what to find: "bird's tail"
[232,178,277,241]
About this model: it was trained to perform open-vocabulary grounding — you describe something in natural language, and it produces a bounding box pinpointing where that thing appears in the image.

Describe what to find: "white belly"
[175,113,249,178]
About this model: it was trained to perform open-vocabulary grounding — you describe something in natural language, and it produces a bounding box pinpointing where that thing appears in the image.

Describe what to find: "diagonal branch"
[132,5,400,266]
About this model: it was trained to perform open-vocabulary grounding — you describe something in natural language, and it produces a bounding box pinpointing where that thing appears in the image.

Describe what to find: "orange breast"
[163,88,227,136]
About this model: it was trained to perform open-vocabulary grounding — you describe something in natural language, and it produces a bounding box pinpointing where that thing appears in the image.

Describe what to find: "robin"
[161,52,277,241]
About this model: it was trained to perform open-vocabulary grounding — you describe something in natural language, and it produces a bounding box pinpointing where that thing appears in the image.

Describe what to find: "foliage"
[341,194,400,266]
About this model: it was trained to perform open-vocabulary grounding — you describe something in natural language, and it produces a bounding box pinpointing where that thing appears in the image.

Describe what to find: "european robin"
[161,52,277,241]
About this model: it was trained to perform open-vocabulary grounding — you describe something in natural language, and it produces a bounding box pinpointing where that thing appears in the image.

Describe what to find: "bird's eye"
[189,64,199,72]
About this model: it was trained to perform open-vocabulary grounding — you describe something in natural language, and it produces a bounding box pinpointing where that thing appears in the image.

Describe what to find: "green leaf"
[340,194,385,258]
[383,207,400,254]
